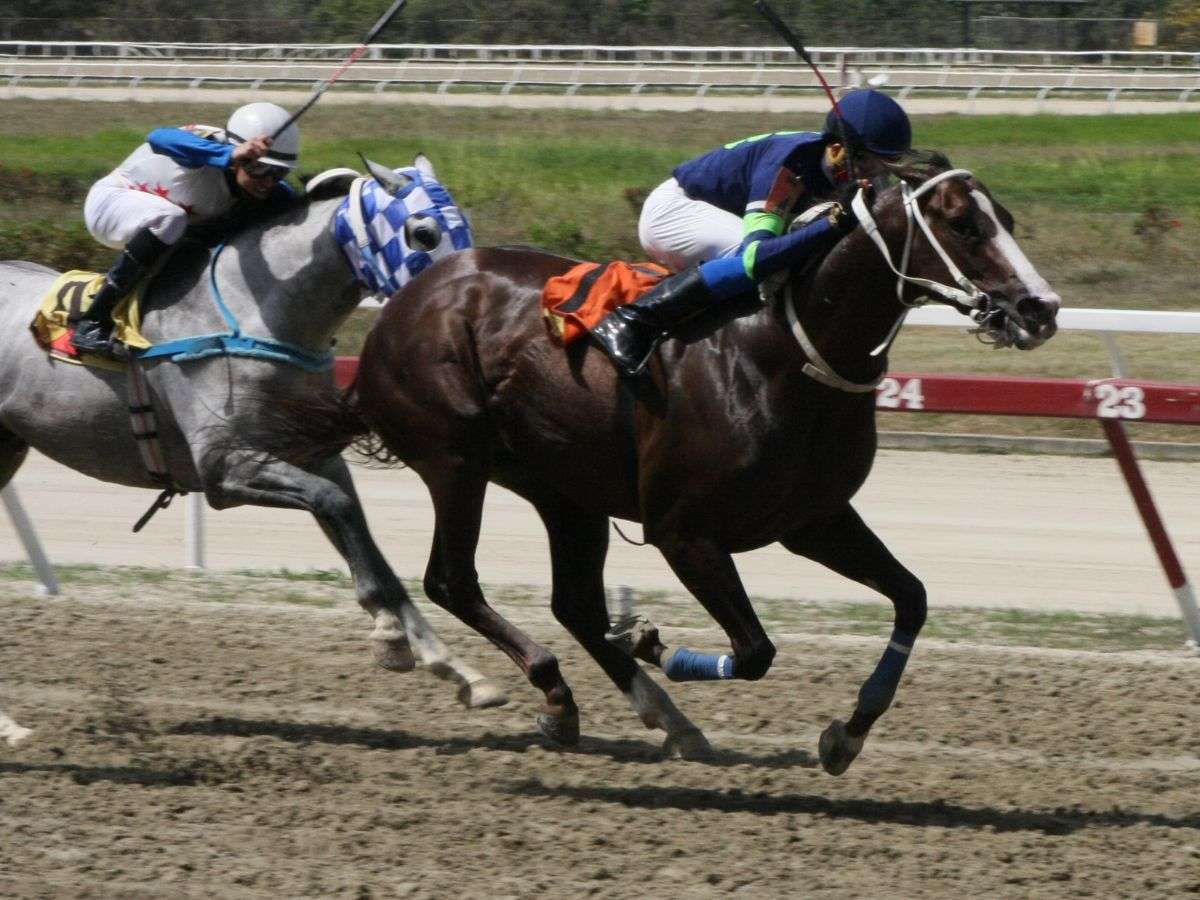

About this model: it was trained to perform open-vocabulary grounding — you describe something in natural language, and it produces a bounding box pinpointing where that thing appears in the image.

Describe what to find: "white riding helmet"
[226,102,300,170]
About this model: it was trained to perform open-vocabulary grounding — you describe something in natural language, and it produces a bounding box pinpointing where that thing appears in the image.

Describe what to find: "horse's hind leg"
[0,424,30,489]
[418,462,580,744]
[298,459,505,705]
[781,504,927,776]
[533,496,711,758]
[417,534,507,709]
[196,448,502,705]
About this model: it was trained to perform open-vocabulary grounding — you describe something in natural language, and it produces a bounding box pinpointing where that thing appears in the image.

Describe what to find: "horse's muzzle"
[980,291,1060,350]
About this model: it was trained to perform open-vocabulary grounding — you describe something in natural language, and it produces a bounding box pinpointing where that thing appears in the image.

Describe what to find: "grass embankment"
[0,561,1189,652]
[1,100,1197,443]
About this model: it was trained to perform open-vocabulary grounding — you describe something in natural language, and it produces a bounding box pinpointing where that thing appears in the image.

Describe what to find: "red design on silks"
[763,168,806,216]
[152,184,171,199]
[134,181,151,193]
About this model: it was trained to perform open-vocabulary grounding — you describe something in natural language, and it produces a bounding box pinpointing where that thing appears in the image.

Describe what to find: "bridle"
[785,168,998,393]
[852,168,991,312]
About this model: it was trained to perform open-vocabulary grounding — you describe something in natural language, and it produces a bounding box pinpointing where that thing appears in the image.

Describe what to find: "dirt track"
[3,448,1200,897]
[3,580,1200,899]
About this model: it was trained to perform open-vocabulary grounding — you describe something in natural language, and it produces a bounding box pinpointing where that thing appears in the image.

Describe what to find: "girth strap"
[127,357,186,532]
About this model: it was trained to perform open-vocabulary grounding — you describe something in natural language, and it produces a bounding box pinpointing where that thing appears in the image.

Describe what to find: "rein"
[133,242,334,372]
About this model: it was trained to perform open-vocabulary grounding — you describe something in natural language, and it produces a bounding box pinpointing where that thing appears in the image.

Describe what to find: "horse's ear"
[358,153,413,195]
[413,153,436,180]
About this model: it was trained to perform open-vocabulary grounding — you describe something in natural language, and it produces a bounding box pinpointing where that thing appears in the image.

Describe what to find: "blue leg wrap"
[856,629,916,718]
[663,647,737,682]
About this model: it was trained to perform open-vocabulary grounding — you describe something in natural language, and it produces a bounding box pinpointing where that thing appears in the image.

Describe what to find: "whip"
[752,0,858,183]
[272,0,409,139]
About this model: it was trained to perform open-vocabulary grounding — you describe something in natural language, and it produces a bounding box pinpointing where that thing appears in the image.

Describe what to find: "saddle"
[541,260,671,346]
[30,270,152,371]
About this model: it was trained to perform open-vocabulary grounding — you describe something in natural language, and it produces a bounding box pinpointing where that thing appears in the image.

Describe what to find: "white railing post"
[185,492,205,569]
[1,484,58,596]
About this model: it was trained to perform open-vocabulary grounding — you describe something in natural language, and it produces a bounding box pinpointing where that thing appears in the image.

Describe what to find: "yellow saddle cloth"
[30,270,154,371]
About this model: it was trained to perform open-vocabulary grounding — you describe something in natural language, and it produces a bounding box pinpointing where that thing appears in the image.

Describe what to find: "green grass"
[2,99,1197,444]
[2,560,1186,653]
[0,562,338,608]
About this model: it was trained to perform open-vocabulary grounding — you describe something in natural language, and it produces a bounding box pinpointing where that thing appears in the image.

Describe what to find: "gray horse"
[0,159,506,742]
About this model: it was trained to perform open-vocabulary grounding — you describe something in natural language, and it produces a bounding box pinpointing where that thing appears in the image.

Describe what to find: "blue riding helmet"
[823,89,912,158]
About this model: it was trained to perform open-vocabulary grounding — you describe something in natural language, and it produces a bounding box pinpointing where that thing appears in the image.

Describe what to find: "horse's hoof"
[663,727,714,760]
[536,709,580,746]
[818,719,865,776]
[457,679,509,710]
[369,633,415,673]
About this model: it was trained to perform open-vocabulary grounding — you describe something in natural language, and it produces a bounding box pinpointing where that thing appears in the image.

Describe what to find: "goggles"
[242,160,291,181]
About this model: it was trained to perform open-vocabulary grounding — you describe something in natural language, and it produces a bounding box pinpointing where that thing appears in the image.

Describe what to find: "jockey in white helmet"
[75,102,300,357]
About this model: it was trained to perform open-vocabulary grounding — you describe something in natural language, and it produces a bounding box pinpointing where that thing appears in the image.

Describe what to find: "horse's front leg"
[197,450,505,708]
[646,535,776,683]
[781,504,927,776]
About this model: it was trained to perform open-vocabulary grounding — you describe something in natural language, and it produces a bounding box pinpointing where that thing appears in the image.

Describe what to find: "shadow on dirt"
[505,779,1200,836]
[168,715,817,768]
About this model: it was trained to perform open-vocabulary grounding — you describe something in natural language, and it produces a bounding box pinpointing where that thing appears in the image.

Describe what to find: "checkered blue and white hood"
[333,166,473,297]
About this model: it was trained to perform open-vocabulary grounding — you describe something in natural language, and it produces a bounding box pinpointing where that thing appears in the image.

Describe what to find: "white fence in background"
[4,42,1200,68]
[3,42,1200,106]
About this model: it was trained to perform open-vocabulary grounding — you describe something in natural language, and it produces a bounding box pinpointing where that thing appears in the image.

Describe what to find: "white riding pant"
[637,177,743,272]
[84,174,190,251]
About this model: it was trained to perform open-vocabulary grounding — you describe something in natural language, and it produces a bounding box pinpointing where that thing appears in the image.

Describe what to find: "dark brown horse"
[309,160,1059,774]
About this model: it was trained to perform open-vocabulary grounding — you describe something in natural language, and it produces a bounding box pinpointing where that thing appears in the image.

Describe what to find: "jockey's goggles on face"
[243,161,290,180]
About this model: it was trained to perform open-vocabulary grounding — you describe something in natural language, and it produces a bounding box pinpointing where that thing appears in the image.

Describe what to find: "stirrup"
[71,321,124,359]
[71,334,128,361]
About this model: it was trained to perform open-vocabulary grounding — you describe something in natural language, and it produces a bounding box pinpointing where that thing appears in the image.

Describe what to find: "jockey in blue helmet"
[592,89,912,377]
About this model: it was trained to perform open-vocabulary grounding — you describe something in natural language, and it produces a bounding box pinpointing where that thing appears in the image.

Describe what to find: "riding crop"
[272,0,409,139]
[752,0,858,183]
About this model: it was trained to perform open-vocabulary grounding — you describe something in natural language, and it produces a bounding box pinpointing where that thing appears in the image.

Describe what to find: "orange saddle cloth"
[541,260,671,346]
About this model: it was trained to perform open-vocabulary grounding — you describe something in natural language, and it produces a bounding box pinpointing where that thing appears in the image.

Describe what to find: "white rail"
[3,42,1200,69]
[5,57,1199,105]
[907,307,1200,334]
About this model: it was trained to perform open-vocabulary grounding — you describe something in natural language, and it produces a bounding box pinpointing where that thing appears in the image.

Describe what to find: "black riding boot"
[590,267,716,377]
[72,228,169,358]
